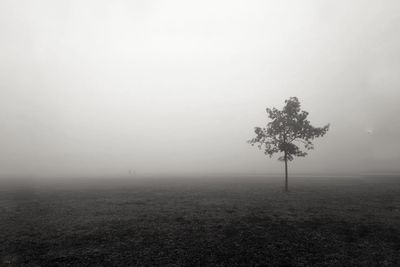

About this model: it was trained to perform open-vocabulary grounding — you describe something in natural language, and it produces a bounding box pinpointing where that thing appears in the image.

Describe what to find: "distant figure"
[129,169,136,177]
[248,97,329,192]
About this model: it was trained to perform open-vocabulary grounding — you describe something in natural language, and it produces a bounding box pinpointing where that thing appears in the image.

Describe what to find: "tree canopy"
[249,97,329,162]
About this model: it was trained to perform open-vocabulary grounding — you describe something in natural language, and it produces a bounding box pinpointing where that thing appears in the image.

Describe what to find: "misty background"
[1,0,399,178]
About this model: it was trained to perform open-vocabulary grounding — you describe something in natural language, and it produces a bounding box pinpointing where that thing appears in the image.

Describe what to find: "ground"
[1,175,400,266]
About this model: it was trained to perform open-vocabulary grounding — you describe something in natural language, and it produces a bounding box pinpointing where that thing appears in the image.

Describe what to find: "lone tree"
[248,97,329,192]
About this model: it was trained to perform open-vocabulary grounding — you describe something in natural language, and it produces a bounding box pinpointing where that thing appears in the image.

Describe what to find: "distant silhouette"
[248,97,329,192]
[129,169,137,177]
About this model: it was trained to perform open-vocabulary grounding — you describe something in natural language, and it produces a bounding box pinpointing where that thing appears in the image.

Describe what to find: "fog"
[1,0,399,178]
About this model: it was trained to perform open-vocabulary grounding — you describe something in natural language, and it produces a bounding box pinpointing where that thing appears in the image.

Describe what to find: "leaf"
[248,97,329,162]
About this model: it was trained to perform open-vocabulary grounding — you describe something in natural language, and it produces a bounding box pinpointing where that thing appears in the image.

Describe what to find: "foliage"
[248,97,329,161]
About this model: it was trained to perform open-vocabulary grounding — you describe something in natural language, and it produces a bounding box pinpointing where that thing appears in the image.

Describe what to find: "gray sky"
[1,0,399,178]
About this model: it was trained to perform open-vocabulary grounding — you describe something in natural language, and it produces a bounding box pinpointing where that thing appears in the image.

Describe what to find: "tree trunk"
[284,150,288,192]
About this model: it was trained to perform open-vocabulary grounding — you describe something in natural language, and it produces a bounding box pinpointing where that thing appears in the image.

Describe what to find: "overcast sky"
[1,0,399,178]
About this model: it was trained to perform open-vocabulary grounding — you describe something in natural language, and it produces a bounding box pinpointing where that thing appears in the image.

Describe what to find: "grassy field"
[1,175,400,266]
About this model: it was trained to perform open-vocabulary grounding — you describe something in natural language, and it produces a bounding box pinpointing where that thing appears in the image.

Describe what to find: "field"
[1,175,400,266]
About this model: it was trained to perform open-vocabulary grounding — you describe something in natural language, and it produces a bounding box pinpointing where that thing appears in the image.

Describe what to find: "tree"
[248,97,329,192]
